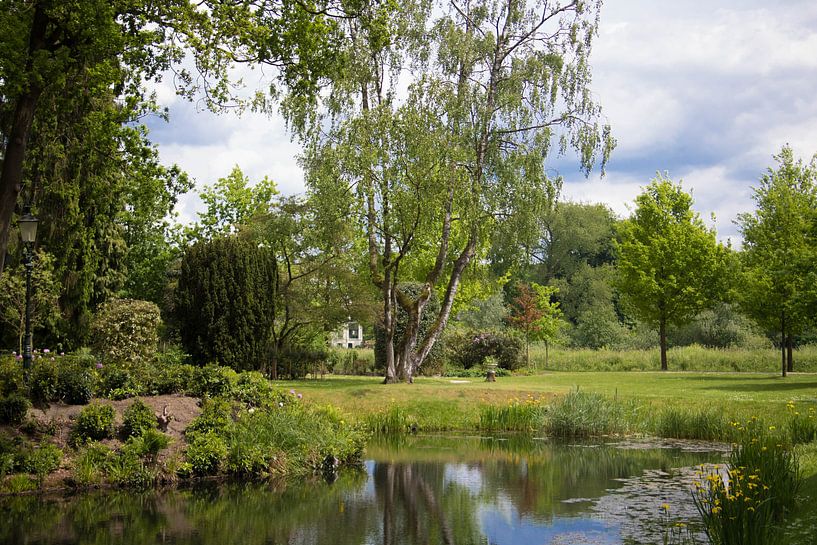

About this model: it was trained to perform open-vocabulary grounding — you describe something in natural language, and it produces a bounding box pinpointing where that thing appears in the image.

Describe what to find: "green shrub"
[186,398,233,437]
[90,298,162,364]
[95,365,133,397]
[73,403,115,443]
[0,394,30,425]
[58,361,95,405]
[72,442,113,486]
[106,449,154,489]
[121,399,157,438]
[151,363,195,395]
[19,442,62,484]
[28,360,60,404]
[190,364,237,398]
[123,429,170,464]
[233,371,283,408]
[0,357,23,396]
[185,431,227,475]
[447,330,523,370]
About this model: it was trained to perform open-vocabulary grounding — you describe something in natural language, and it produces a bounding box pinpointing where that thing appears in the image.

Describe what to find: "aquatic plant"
[479,395,545,432]
[654,406,730,441]
[785,401,817,445]
[545,390,631,437]
[693,418,801,545]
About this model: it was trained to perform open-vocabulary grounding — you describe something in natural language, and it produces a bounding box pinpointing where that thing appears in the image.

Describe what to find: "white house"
[331,321,364,348]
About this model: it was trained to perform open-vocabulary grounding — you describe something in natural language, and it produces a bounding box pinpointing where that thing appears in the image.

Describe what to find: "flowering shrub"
[90,298,161,364]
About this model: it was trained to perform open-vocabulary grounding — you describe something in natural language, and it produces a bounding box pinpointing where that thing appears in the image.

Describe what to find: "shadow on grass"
[282,376,384,390]
[696,376,817,393]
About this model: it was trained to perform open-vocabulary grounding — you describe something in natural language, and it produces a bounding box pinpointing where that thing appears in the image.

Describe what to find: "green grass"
[288,371,817,437]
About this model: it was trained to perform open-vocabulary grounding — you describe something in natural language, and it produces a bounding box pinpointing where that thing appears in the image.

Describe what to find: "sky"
[145,0,817,244]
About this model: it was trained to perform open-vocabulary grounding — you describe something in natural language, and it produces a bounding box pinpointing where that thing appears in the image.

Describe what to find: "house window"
[348,323,359,339]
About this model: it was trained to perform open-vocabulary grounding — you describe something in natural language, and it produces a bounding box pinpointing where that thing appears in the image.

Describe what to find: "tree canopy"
[616,175,733,370]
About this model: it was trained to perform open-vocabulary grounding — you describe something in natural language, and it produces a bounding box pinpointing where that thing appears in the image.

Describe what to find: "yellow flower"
[661,503,670,511]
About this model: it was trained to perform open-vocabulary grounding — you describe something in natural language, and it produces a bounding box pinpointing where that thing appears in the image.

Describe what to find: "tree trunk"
[659,319,668,371]
[786,334,794,373]
[781,311,787,378]
[0,5,48,277]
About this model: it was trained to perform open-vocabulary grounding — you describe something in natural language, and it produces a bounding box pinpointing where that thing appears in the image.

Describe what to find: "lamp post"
[19,210,38,375]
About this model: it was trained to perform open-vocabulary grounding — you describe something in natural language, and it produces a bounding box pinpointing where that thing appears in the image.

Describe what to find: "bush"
[185,431,227,476]
[121,399,157,438]
[278,345,329,379]
[73,403,115,443]
[0,394,30,425]
[186,398,234,437]
[72,442,113,486]
[28,360,60,404]
[233,371,284,408]
[90,298,162,364]
[58,361,95,405]
[0,357,23,396]
[19,442,62,484]
[190,364,237,398]
[448,330,523,370]
[150,363,195,395]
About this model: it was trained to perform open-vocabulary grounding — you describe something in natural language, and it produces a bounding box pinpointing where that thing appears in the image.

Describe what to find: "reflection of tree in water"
[375,462,482,545]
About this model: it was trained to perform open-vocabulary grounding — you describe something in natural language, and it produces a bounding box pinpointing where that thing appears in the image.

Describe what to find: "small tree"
[616,176,732,370]
[507,283,564,368]
[0,250,59,353]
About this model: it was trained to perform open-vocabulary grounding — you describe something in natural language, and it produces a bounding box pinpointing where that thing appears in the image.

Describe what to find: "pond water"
[0,435,728,545]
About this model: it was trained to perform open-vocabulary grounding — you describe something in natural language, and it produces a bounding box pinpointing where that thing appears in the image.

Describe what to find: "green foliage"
[233,372,285,408]
[737,146,817,371]
[546,390,631,437]
[364,405,412,436]
[694,421,801,545]
[191,365,238,399]
[72,403,115,443]
[186,398,234,437]
[28,359,60,404]
[123,429,170,464]
[185,431,227,476]
[121,399,158,438]
[176,236,277,372]
[0,393,29,425]
[480,397,546,432]
[653,406,729,441]
[616,176,733,369]
[0,356,23,396]
[446,330,523,370]
[19,442,62,485]
[72,442,114,486]
[90,298,161,364]
[785,401,817,445]
[189,166,278,242]
[57,359,95,405]
[0,250,60,353]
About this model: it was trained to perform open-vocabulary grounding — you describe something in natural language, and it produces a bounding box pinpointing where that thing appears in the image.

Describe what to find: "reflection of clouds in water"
[443,464,483,494]
[479,510,620,545]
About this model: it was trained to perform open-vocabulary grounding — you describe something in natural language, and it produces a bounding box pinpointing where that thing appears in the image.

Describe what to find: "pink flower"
[96,363,104,369]
[59,352,65,356]
[290,389,296,395]
[297,393,303,399]
[15,355,22,361]
[43,349,50,354]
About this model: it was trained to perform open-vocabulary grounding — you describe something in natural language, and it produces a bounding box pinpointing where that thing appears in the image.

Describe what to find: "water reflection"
[0,436,727,545]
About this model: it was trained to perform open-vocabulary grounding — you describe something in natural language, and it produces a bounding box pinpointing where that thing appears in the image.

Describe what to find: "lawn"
[289,371,817,431]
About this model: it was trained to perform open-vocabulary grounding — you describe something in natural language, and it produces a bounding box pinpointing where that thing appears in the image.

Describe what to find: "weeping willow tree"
[304,0,614,382]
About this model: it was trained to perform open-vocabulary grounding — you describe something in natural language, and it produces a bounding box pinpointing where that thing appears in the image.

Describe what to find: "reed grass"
[479,396,546,432]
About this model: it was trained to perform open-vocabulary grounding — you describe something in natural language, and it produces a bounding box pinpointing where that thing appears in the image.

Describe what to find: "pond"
[0,435,729,545]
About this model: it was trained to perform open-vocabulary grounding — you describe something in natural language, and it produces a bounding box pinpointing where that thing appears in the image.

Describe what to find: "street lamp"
[19,209,38,375]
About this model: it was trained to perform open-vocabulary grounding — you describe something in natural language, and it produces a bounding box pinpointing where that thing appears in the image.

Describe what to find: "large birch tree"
[305,0,614,382]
